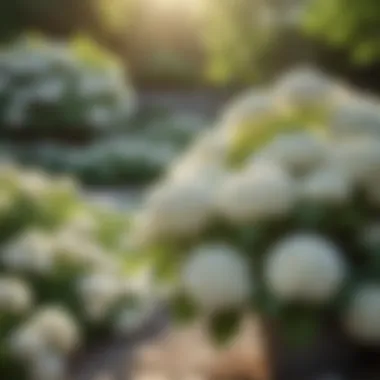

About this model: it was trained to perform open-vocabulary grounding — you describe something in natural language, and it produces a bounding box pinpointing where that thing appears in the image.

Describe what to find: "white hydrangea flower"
[86,106,112,129]
[18,170,51,199]
[134,180,215,244]
[78,75,110,97]
[330,96,380,138]
[255,132,328,173]
[274,66,346,112]
[77,273,123,320]
[185,129,228,164]
[0,277,33,314]
[54,229,98,267]
[33,79,65,103]
[219,90,276,134]
[167,160,227,186]
[9,324,48,360]
[344,284,380,343]
[300,165,353,204]
[330,138,380,183]
[216,163,295,223]
[113,305,151,335]
[28,307,80,354]
[181,243,252,311]
[264,234,347,304]
[30,351,67,380]
[2,230,55,274]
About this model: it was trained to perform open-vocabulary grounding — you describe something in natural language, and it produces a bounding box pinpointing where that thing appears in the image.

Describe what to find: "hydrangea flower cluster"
[0,111,207,186]
[0,36,136,141]
[0,165,153,379]
[132,67,380,348]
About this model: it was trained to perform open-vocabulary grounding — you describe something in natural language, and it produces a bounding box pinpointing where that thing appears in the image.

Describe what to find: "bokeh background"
[1,0,380,379]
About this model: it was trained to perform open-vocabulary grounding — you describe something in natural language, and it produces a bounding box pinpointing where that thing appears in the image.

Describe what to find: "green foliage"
[0,35,135,143]
[0,112,207,186]
[208,309,242,345]
[0,165,147,378]
[132,68,380,349]
[303,0,380,65]
[202,0,276,85]
[0,0,130,42]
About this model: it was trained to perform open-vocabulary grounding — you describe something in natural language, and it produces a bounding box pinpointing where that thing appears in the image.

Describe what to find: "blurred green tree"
[0,0,133,46]
[201,0,276,86]
[303,0,380,65]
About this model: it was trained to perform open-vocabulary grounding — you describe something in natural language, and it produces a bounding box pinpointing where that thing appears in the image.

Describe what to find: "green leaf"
[280,307,320,349]
[208,309,241,346]
[170,293,199,326]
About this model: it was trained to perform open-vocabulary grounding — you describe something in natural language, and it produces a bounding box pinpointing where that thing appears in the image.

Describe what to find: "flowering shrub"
[0,112,207,186]
[0,35,136,142]
[131,67,380,348]
[0,164,153,379]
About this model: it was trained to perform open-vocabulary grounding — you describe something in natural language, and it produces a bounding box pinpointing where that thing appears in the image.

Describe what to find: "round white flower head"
[344,284,380,343]
[33,79,65,103]
[181,243,252,311]
[219,90,276,132]
[0,277,33,314]
[9,324,48,360]
[216,163,295,223]
[167,159,227,186]
[2,230,55,274]
[77,273,122,320]
[264,234,347,304]
[30,351,67,380]
[256,132,328,173]
[330,137,380,183]
[300,165,353,204]
[135,179,215,243]
[112,305,151,335]
[185,129,228,164]
[18,170,51,198]
[274,66,345,113]
[27,307,80,354]
[330,96,380,138]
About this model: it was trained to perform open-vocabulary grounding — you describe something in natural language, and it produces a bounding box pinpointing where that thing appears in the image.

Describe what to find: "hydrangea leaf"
[170,293,199,326]
[208,309,242,346]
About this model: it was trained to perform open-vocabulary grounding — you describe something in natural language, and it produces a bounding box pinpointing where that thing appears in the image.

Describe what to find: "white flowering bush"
[0,111,207,186]
[0,35,136,142]
[131,67,380,351]
[0,164,154,379]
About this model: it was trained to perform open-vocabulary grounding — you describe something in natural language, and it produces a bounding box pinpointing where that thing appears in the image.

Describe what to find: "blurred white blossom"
[77,273,123,320]
[330,96,380,138]
[133,180,215,245]
[219,90,276,134]
[2,230,55,274]
[256,132,328,173]
[9,324,48,360]
[30,351,67,380]
[27,307,81,354]
[274,66,346,113]
[181,243,252,311]
[216,163,295,223]
[344,284,380,343]
[330,138,380,183]
[264,234,347,303]
[0,277,33,314]
[300,165,353,204]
